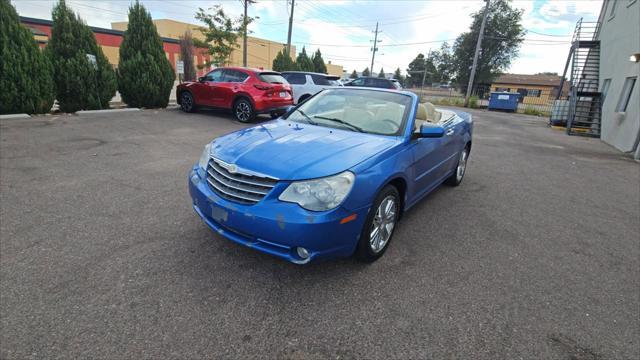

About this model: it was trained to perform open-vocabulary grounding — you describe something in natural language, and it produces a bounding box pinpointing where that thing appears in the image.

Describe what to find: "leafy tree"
[194,5,251,66]
[432,42,454,83]
[451,0,525,90]
[296,47,314,72]
[118,1,175,108]
[0,0,54,114]
[179,30,197,81]
[378,67,385,78]
[362,67,370,77]
[350,70,358,79]
[48,0,116,112]
[312,49,327,73]
[393,67,404,86]
[272,49,296,71]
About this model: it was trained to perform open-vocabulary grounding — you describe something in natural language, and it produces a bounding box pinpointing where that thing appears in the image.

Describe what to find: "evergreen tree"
[296,47,314,72]
[118,1,175,108]
[272,49,296,71]
[0,0,54,114]
[49,0,116,112]
[378,67,385,78]
[362,67,370,77]
[180,30,196,81]
[312,49,327,73]
[405,53,425,88]
[349,70,358,79]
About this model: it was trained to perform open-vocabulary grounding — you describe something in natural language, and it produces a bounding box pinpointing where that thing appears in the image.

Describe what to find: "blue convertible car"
[189,88,472,264]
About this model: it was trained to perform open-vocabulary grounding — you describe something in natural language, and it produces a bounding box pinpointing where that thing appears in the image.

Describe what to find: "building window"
[609,0,617,19]
[615,77,636,112]
[601,78,612,102]
[528,89,541,97]
[496,87,510,92]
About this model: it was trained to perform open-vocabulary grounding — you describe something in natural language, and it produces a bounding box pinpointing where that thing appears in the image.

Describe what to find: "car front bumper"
[188,166,369,264]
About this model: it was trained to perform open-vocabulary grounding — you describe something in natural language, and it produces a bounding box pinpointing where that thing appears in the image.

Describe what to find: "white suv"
[281,72,340,104]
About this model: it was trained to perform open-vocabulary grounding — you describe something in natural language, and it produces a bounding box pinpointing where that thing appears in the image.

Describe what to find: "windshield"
[259,73,288,84]
[284,89,412,136]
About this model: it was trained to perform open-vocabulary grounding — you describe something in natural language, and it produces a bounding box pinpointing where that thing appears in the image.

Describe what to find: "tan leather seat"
[424,102,442,123]
[414,104,428,131]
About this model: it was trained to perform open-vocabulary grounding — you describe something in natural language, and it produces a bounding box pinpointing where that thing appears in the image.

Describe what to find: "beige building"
[112,18,343,76]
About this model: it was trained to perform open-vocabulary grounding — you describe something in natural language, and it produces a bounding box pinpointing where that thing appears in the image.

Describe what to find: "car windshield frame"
[283,88,414,136]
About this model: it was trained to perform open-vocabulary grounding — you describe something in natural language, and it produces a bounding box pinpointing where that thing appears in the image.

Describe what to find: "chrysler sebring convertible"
[188,88,472,264]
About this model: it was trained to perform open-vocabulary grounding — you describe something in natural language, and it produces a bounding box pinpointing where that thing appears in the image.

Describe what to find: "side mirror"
[419,123,445,138]
[198,77,206,83]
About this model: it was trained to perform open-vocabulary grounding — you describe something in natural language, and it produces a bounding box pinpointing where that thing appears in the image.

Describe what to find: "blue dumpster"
[488,92,519,112]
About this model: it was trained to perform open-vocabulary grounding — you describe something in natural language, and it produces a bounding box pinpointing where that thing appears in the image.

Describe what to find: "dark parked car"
[177,67,293,122]
[344,77,402,90]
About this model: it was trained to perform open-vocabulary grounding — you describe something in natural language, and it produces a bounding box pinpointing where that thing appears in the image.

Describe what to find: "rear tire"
[355,185,400,262]
[233,98,255,123]
[180,92,196,113]
[445,145,469,186]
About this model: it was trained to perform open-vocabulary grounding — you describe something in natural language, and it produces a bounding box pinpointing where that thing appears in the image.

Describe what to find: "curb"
[0,113,31,119]
[77,108,140,115]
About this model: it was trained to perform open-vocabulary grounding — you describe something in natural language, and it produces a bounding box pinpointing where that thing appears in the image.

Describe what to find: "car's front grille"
[206,158,277,205]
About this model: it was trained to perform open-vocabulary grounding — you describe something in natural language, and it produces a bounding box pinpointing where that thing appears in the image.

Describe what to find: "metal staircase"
[554,19,601,137]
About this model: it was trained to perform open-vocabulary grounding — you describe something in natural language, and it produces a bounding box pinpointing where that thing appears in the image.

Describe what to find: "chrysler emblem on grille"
[217,160,238,174]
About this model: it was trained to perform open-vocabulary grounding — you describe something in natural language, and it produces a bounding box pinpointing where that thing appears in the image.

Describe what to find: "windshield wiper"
[313,116,365,133]
[294,109,318,125]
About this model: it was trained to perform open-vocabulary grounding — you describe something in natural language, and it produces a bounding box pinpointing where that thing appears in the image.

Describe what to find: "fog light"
[296,247,310,259]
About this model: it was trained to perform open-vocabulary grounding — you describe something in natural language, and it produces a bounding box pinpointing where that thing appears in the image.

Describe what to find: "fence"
[407,84,562,117]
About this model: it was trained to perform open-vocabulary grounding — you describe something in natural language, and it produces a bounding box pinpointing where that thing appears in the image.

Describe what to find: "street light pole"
[464,0,490,107]
[286,0,295,57]
[420,50,431,102]
[370,22,380,73]
[243,0,248,67]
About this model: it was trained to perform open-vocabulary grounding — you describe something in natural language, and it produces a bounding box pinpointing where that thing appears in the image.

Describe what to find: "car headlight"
[198,143,212,170]
[279,171,355,211]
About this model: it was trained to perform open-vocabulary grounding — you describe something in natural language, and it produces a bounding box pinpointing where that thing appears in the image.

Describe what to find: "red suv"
[177,67,293,122]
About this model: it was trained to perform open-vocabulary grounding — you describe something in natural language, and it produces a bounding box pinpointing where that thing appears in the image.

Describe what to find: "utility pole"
[370,22,381,74]
[286,0,295,57]
[242,0,255,67]
[464,0,490,107]
[420,50,431,102]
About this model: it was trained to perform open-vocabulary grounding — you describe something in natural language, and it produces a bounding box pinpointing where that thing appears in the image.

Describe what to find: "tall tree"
[48,0,116,112]
[405,53,425,88]
[296,47,314,72]
[179,30,197,81]
[272,49,296,71]
[378,67,385,78]
[194,5,251,66]
[393,67,404,86]
[432,42,454,83]
[451,0,525,90]
[362,67,370,77]
[312,49,327,73]
[350,70,358,79]
[118,1,175,108]
[0,0,54,114]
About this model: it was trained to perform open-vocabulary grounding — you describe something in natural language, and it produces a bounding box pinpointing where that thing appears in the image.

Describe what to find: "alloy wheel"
[236,101,251,122]
[456,148,468,182]
[369,195,397,253]
[181,93,193,112]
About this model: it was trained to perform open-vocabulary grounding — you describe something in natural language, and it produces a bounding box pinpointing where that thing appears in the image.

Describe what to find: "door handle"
[446,128,454,136]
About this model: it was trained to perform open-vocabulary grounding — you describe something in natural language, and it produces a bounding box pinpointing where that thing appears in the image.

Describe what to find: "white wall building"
[596,0,640,159]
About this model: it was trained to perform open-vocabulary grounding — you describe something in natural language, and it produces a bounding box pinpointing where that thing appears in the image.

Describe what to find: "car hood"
[210,119,398,180]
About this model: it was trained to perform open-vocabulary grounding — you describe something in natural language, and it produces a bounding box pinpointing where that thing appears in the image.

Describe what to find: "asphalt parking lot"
[1,107,638,359]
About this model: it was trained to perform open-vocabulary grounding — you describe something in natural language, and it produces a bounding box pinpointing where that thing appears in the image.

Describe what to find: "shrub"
[469,96,479,108]
[0,0,54,114]
[118,1,175,108]
[48,0,116,113]
[523,106,544,116]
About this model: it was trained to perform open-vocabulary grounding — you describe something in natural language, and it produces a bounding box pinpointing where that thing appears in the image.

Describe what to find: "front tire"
[180,92,196,113]
[355,185,400,262]
[445,146,469,186]
[233,98,255,123]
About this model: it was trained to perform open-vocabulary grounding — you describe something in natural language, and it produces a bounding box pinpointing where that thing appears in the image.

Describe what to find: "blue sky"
[13,0,603,75]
